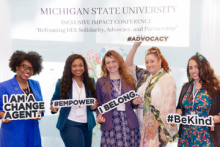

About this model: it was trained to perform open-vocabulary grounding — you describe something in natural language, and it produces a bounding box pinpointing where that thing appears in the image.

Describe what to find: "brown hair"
[101,50,135,89]
[186,55,220,97]
[146,47,170,73]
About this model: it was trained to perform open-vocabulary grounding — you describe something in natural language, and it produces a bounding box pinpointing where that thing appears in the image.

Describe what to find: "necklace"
[18,81,30,96]
[73,80,83,108]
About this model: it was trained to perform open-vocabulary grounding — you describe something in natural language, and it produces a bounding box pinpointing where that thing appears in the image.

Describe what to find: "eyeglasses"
[145,50,160,58]
[19,64,35,72]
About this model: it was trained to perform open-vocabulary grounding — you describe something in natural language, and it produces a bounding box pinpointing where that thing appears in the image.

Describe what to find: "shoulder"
[0,78,12,87]
[159,73,176,84]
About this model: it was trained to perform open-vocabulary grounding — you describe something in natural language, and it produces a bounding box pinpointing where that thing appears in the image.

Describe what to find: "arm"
[125,42,142,73]
[0,83,10,123]
[96,79,105,123]
[50,79,61,114]
[37,81,44,117]
[90,78,97,111]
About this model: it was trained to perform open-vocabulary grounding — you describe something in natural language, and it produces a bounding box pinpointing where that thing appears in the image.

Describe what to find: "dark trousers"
[60,119,92,147]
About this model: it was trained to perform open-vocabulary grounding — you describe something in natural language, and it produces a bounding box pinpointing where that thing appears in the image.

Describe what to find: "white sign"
[98,90,138,114]
[3,94,45,120]
[53,98,95,108]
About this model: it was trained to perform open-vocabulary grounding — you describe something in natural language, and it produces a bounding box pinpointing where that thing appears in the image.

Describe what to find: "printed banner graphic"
[3,94,45,120]
[53,98,95,108]
[98,90,138,114]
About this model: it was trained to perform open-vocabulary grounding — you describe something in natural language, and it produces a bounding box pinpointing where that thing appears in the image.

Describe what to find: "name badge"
[117,104,125,111]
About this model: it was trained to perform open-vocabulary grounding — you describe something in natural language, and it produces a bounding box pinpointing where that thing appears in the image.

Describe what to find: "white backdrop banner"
[12,0,190,47]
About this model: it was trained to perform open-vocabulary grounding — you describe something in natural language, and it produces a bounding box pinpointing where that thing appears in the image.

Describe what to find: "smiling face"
[16,60,34,81]
[71,58,85,78]
[145,54,161,76]
[105,56,120,74]
[188,59,200,81]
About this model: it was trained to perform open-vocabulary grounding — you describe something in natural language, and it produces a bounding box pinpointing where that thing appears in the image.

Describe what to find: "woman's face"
[16,60,34,81]
[105,56,119,74]
[145,54,161,76]
[188,59,200,81]
[71,58,84,77]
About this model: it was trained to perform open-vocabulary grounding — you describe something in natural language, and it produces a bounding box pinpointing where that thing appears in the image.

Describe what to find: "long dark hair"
[60,54,96,99]
[186,55,220,97]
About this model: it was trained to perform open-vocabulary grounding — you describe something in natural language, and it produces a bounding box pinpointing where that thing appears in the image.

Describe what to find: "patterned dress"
[178,82,218,147]
[100,79,141,147]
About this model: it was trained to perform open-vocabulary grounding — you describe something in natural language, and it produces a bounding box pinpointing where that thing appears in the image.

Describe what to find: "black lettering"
[26,111,32,118]
[19,111,25,119]
[104,104,110,111]
[123,94,130,101]
[79,100,85,105]
[11,103,18,111]
[18,103,25,111]
[205,117,212,126]
[113,100,119,106]
[33,102,39,109]
[3,95,8,104]
[90,99,95,105]
[129,91,136,98]
[17,94,25,103]
[26,103,32,110]
[118,97,124,103]
[109,101,114,109]
[4,112,12,120]
[98,107,103,113]
[12,111,19,119]
[59,101,64,106]
[3,103,11,111]
[63,100,68,106]
[182,117,187,124]
[86,99,90,104]
[10,95,17,103]
[188,116,194,124]
[27,94,36,102]
[39,102,45,110]
[199,118,205,125]
[73,100,78,105]
[32,110,38,117]
[174,115,180,123]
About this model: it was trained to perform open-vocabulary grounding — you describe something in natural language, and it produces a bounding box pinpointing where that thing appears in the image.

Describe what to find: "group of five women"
[0,42,220,147]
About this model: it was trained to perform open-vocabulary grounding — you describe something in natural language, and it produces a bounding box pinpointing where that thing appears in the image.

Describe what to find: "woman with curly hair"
[176,53,220,147]
[96,50,142,147]
[50,54,97,147]
[125,42,178,147]
[0,50,44,147]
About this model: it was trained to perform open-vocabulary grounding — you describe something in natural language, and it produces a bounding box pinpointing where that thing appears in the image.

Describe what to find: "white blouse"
[67,79,87,123]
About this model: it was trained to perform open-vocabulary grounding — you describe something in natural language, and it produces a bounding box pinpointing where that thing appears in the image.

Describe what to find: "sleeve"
[50,79,61,114]
[0,83,6,119]
[133,65,148,85]
[37,81,44,117]
[96,79,103,116]
[151,75,178,138]
[90,78,96,111]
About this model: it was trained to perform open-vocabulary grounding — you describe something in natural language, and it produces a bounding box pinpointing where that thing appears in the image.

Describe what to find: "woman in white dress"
[125,42,178,147]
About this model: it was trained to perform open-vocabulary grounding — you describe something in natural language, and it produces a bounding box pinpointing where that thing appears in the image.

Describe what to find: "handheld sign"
[166,114,213,127]
[98,90,138,114]
[3,94,45,121]
[53,98,95,108]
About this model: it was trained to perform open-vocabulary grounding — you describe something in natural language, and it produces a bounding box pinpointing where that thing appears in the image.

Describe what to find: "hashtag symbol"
[127,37,131,41]
[167,114,173,123]
[54,101,59,107]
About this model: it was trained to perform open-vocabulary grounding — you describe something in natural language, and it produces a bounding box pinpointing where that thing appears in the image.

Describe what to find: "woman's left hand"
[133,96,142,105]
[147,120,159,140]
[90,99,98,110]
[211,113,220,131]
[32,111,42,120]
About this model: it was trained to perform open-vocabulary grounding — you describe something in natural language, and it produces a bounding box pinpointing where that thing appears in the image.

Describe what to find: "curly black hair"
[9,50,43,75]
[60,54,96,99]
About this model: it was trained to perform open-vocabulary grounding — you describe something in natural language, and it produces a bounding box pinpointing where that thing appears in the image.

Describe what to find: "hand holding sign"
[132,95,142,105]
[50,101,60,112]
[96,113,105,124]
[90,99,98,110]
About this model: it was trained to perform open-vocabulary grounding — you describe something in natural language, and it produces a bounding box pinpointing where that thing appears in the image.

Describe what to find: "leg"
[83,129,92,147]
[60,126,85,147]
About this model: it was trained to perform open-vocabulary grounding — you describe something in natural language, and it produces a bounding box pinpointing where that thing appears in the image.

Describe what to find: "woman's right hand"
[96,113,105,123]
[0,112,11,123]
[50,101,60,112]
[133,41,142,49]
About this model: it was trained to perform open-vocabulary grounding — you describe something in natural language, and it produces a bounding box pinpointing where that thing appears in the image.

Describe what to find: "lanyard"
[192,83,202,111]
[18,81,30,96]
[112,79,121,95]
